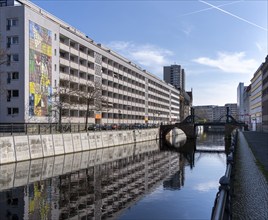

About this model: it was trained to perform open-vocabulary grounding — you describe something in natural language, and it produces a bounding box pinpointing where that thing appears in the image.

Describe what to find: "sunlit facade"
[0,0,181,124]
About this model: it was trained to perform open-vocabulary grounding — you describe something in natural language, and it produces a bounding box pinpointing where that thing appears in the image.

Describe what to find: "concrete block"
[80,133,90,151]
[80,151,90,169]
[52,155,64,177]
[63,154,73,174]
[112,131,119,146]
[41,157,54,180]
[117,133,124,145]
[41,134,54,157]
[72,152,82,171]
[14,136,30,162]
[14,161,30,187]
[126,131,134,144]
[122,132,128,145]
[0,136,16,164]
[88,133,96,150]
[53,134,65,155]
[72,133,82,152]
[102,131,114,148]
[63,133,74,153]
[29,158,43,183]
[28,135,43,159]
[0,163,15,190]
[95,133,103,149]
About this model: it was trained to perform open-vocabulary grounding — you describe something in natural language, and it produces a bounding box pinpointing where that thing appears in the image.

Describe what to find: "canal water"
[0,131,228,219]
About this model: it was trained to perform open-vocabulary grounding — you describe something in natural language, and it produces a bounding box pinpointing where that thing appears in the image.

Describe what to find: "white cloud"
[107,41,174,78]
[193,52,259,74]
[194,181,218,192]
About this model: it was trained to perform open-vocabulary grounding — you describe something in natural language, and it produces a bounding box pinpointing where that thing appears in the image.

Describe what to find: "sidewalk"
[232,131,268,220]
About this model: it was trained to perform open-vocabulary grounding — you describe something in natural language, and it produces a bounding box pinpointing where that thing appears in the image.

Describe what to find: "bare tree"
[49,80,71,128]
[50,79,108,131]
[74,80,108,130]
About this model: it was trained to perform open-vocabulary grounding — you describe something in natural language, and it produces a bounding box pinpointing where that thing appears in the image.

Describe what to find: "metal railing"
[0,122,159,136]
[0,123,85,136]
[211,130,237,220]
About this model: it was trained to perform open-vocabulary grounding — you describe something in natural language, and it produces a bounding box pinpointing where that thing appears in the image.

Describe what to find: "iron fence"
[0,123,86,136]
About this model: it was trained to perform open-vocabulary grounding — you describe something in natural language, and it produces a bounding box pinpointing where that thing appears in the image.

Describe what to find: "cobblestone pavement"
[232,131,268,220]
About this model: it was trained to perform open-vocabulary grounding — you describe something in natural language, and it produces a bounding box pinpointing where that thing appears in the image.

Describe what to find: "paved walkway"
[232,131,268,220]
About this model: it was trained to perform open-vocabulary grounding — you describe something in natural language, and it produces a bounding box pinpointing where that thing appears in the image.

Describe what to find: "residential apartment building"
[193,105,215,122]
[250,63,263,131]
[193,104,237,122]
[0,0,181,124]
[243,85,251,125]
[163,64,185,91]
[262,55,268,132]
[163,64,192,121]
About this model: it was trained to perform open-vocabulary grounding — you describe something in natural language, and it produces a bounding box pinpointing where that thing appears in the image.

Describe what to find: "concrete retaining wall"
[0,128,159,165]
[0,139,159,191]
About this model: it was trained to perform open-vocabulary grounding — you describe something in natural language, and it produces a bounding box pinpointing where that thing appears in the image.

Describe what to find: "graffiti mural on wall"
[29,21,52,117]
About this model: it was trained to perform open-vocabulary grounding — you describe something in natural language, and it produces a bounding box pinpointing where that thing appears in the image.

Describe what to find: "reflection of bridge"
[160,107,247,139]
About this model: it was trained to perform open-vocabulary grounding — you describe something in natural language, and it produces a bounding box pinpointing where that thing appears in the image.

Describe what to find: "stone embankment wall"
[0,140,159,191]
[0,129,159,165]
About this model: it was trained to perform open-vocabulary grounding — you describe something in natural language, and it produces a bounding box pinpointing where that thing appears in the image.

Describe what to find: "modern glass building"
[0,0,181,124]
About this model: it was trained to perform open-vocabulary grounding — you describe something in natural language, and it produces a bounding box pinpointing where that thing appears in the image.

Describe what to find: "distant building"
[194,104,237,122]
[250,63,263,131]
[225,103,238,120]
[193,105,215,122]
[243,85,251,125]
[262,55,268,132]
[163,65,192,120]
[237,82,245,121]
[164,64,185,91]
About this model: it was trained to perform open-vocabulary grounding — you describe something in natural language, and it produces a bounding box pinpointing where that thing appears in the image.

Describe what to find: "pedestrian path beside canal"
[232,131,268,220]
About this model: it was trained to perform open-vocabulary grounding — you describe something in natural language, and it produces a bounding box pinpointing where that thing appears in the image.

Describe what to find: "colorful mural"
[29,21,52,117]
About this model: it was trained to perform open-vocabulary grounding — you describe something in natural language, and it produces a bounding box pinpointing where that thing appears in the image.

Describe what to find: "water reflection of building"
[0,141,188,219]
[57,150,185,219]
[0,187,24,220]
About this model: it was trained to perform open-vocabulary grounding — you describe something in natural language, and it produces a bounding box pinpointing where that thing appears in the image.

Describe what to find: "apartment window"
[7,90,19,101]
[7,72,19,83]
[7,18,18,30]
[7,90,11,102]
[54,49,57,56]
[7,54,19,64]
[7,107,19,115]
[12,90,19,97]
[54,33,57,41]
[12,72,19,79]
[7,36,19,47]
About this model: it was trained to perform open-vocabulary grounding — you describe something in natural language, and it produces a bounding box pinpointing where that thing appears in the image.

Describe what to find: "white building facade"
[250,64,263,131]
[0,0,181,124]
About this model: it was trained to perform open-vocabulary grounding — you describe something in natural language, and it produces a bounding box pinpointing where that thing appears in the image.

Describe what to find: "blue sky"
[31,0,268,106]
